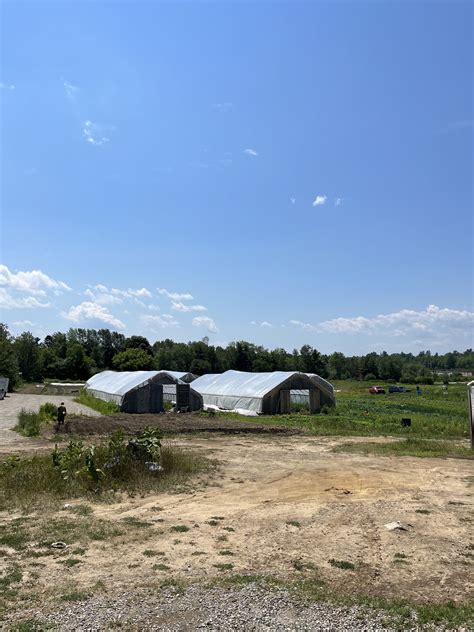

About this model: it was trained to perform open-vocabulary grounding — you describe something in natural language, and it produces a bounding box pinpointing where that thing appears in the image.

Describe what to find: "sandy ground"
[3,434,473,617]
[0,393,99,451]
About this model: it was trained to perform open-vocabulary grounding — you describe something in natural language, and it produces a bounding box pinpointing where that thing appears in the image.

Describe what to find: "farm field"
[0,383,473,629]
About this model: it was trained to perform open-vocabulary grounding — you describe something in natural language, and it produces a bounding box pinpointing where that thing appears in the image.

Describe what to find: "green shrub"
[14,410,42,437]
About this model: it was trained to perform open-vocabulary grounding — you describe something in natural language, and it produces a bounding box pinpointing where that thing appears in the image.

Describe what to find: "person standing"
[56,402,67,430]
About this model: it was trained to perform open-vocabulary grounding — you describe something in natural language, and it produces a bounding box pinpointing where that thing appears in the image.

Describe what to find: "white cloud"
[335,197,342,206]
[315,305,474,336]
[158,288,194,301]
[0,82,15,91]
[63,80,79,100]
[147,304,161,311]
[63,301,125,329]
[171,301,207,313]
[0,288,50,309]
[141,314,180,330]
[312,195,327,207]
[0,265,70,296]
[12,320,35,327]
[289,319,315,331]
[243,148,258,156]
[251,320,273,328]
[192,316,219,333]
[290,197,296,205]
[83,120,110,146]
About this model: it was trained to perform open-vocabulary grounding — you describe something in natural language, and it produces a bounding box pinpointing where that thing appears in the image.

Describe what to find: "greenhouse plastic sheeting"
[85,370,188,406]
[291,374,336,407]
[192,370,308,413]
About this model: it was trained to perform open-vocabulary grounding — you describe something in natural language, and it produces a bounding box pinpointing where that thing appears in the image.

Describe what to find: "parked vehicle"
[369,386,385,394]
[389,386,411,393]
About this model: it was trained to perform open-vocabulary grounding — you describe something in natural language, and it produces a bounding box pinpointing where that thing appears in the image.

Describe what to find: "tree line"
[1,323,472,388]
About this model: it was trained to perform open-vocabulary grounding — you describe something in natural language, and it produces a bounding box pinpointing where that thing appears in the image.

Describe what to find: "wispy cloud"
[84,284,151,305]
[243,148,258,157]
[171,301,207,313]
[289,319,315,331]
[83,120,110,146]
[0,264,70,296]
[213,102,233,112]
[290,197,296,205]
[12,320,35,328]
[63,80,79,100]
[141,314,180,330]
[158,288,194,301]
[63,301,125,329]
[312,195,327,207]
[192,316,218,333]
[335,197,342,206]
[0,82,15,91]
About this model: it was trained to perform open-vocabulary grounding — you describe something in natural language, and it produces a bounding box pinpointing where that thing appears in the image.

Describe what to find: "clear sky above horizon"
[1,1,472,355]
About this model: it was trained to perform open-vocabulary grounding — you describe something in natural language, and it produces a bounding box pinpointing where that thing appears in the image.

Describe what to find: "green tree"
[112,348,155,371]
[0,323,20,387]
[14,332,42,382]
[65,343,94,380]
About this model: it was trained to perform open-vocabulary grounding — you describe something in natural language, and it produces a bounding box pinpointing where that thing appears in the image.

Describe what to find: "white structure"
[191,370,332,414]
[85,370,201,413]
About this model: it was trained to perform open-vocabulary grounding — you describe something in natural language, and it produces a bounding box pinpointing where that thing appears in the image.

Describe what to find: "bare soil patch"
[2,434,473,627]
[66,412,305,436]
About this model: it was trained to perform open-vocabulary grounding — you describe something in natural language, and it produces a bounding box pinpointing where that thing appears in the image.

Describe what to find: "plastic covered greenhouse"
[84,370,202,413]
[290,374,336,409]
[191,370,331,414]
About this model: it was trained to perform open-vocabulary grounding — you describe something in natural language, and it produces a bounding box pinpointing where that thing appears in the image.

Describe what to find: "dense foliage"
[0,323,472,387]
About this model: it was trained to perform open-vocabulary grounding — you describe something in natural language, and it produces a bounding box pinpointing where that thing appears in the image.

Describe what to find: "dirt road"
[0,393,100,450]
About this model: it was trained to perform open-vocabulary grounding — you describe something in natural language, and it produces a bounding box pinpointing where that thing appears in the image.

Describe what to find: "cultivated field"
[0,383,473,630]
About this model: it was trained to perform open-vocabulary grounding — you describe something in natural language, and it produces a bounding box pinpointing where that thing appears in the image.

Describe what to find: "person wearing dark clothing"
[56,403,67,430]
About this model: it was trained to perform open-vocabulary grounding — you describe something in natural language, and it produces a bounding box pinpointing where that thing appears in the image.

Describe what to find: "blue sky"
[1,1,472,354]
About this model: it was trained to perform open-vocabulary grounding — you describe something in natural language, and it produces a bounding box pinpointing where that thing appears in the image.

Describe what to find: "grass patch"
[143,549,165,557]
[223,526,235,532]
[329,558,355,570]
[75,390,120,415]
[218,549,234,556]
[333,438,473,459]
[121,517,152,528]
[213,562,234,571]
[286,520,302,528]
[59,558,82,567]
[292,559,317,572]
[207,520,219,526]
[170,525,189,533]
[215,382,471,440]
[0,432,212,511]
[152,563,170,571]
[60,590,90,602]
[415,509,431,514]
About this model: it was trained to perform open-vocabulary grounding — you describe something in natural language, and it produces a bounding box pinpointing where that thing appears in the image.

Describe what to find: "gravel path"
[18,584,416,631]
[0,393,99,450]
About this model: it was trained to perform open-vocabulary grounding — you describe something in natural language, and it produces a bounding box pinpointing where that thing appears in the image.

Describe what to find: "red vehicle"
[369,386,385,394]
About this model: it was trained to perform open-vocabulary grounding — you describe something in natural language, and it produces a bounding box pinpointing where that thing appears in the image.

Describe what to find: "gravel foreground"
[7,583,451,631]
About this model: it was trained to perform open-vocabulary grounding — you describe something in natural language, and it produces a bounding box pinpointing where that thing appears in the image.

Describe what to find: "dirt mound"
[67,412,304,436]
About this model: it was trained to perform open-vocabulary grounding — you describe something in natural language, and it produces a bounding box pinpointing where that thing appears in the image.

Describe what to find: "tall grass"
[75,390,120,415]
[13,403,59,437]
[0,434,212,510]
